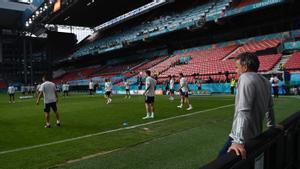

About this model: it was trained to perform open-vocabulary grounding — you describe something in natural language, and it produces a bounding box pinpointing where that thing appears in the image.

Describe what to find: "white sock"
[57,120,60,124]
[189,104,192,107]
[46,122,50,126]
[151,112,154,117]
[146,113,150,117]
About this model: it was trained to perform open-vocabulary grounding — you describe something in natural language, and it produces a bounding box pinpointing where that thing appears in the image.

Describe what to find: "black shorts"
[9,93,15,97]
[145,96,155,103]
[180,91,189,97]
[126,89,130,92]
[169,89,174,94]
[105,91,112,96]
[44,102,57,113]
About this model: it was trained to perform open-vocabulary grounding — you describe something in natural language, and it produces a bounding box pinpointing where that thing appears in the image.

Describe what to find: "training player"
[177,73,192,110]
[104,78,112,104]
[124,79,131,99]
[36,75,61,128]
[169,75,175,101]
[89,80,94,95]
[8,84,16,103]
[142,70,157,119]
[62,82,69,97]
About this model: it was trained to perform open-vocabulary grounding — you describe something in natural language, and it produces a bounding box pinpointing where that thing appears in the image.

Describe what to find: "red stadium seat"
[0,80,7,88]
[236,0,260,8]
[228,39,281,59]
[284,52,300,71]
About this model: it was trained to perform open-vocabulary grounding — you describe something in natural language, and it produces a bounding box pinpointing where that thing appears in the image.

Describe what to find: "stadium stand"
[235,0,260,8]
[55,36,285,84]
[71,0,233,58]
[53,66,101,83]
[90,61,143,77]
[163,53,280,75]
[0,80,7,89]
[206,0,231,19]
[227,39,281,59]
[284,52,300,71]
[133,56,169,72]
[148,54,183,75]
[258,54,282,71]
[160,60,235,78]
[186,45,238,63]
[71,0,285,59]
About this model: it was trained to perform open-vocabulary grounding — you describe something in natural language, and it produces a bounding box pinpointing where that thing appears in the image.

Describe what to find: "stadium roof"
[0,0,35,29]
[46,0,153,27]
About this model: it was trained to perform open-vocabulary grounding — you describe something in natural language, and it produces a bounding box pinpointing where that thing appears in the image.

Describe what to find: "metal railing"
[200,111,300,169]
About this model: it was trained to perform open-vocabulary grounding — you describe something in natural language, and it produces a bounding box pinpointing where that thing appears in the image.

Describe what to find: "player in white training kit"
[143,70,157,119]
[36,75,61,128]
[169,75,175,101]
[177,73,192,110]
[89,80,94,95]
[104,79,113,104]
[62,82,70,97]
[124,79,131,99]
[8,85,16,103]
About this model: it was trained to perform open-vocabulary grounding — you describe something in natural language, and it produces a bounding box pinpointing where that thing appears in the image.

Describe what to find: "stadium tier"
[90,61,142,76]
[53,67,101,83]
[258,54,282,71]
[71,0,232,58]
[184,45,238,63]
[132,56,169,73]
[160,54,281,78]
[70,0,285,59]
[228,39,281,59]
[284,52,300,71]
[160,60,235,78]
[206,0,231,18]
[0,80,7,89]
[236,0,261,7]
[55,37,286,84]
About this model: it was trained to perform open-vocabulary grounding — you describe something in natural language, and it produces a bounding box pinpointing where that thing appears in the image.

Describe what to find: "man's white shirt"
[180,77,188,92]
[62,84,69,91]
[89,82,94,90]
[270,77,279,87]
[124,81,130,89]
[39,81,57,104]
[145,76,156,97]
[36,84,41,92]
[105,82,112,92]
[8,86,15,94]
[169,79,174,90]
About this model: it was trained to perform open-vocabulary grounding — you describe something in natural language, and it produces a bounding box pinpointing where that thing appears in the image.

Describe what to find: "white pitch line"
[0,104,234,155]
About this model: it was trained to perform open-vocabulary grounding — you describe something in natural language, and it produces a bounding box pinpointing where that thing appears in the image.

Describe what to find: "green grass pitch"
[0,93,299,169]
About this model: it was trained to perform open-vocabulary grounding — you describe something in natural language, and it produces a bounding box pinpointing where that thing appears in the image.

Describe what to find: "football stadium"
[0,0,300,169]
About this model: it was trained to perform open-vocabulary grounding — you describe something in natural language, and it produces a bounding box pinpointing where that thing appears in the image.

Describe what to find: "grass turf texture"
[0,93,299,169]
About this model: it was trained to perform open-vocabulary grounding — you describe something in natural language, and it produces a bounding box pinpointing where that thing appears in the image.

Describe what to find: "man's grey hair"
[235,52,260,72]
